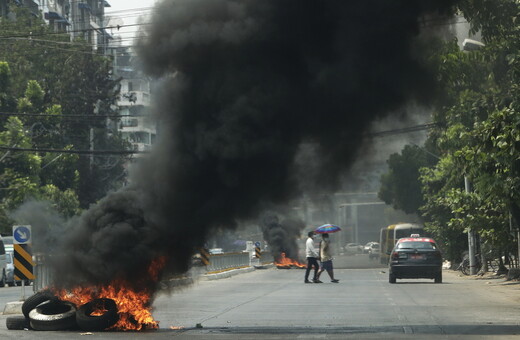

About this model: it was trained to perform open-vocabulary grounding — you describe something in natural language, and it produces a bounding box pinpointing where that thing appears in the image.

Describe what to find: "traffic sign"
[13,225,32,244]
[14,243,35,281]
[255,241,261,248]
[200,248,210,266]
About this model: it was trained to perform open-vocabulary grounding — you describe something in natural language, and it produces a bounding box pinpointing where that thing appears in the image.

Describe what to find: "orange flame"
[275,252,306,268]
[53,256,167,331]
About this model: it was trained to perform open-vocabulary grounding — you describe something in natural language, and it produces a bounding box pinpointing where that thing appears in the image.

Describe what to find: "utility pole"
[89,128,94,172]
[465,176,477,275]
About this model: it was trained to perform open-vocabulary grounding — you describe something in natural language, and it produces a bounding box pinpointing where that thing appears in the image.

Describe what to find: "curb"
[203,266,256,280]
[2,301,23,315]
[160,265,275,288]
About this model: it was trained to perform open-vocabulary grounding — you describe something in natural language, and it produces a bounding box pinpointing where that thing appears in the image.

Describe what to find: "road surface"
[1,261,519,339]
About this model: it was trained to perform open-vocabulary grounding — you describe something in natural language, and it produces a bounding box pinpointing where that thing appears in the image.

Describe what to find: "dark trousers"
[305,257,319,281]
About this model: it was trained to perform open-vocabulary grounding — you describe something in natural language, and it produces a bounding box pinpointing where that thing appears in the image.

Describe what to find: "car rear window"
[397,241,436,250]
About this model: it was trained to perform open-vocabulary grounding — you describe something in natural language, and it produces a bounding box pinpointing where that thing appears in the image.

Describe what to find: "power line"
[0,112,149,118]
[0,146,146,155]
[0,22,150,39]
[0,110,435,134]
[0,35,142,51]
[369,123,439,137]
[0,15,467,41]
[105,7,155,15]
[0,122,440,156]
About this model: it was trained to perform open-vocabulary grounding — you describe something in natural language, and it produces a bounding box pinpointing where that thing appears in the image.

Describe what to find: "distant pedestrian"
[304,231,321,283]
[317,233,339,283]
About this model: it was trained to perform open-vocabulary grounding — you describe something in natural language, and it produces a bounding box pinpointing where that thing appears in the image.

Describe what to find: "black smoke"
[259,212,305,261]
[51,0,458,288]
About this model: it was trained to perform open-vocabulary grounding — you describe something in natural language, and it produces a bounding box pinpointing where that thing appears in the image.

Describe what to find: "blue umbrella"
[315,224,341,234]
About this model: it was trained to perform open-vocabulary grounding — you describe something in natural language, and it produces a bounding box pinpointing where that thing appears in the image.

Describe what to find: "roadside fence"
[32,250,275,290]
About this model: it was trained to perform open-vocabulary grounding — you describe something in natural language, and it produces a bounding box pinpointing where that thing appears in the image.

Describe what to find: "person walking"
[317,233,339,283]
[304,231,321,283]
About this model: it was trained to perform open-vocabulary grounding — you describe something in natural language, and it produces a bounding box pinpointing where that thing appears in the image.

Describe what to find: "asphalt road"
[1,258,520,339]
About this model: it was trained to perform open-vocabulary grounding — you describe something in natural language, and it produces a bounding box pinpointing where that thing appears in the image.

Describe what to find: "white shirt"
[306,237,318,258]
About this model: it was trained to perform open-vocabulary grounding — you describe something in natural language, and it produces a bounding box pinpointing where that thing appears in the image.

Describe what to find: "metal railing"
[33,253,52,293]
[205,252,250,273]
[33,251,269,290]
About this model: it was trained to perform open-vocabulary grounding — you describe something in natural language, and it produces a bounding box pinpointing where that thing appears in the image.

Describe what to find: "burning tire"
[29,300,77,331]
[76,298,119,331]
[6,315,31,330]
[22,290,57,318]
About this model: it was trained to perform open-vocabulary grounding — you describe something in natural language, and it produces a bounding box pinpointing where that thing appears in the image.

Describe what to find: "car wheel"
[8,281,15,287]
[434,272,442,283]
[22,290,57,318]
[76,298,119,331]
[6,315,31,330]
[29,300,77,331]
[389,273,396,284]
[0,270,5,287]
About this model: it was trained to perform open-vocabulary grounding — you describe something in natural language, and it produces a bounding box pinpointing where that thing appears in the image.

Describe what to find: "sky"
[105,0,159,46]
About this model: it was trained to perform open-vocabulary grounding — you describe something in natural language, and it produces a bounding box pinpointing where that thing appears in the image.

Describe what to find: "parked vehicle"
[368,243,380,259]
[5,252,31,286]
[344,243,363,255]
[0,235,7,287]
[3,236,13,254]
[388,236,442,284]
[363,242,379,254]
[5,252,15,287]
[458,253,500,275]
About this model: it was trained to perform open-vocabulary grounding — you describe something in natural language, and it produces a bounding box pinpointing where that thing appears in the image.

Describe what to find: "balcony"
[119,116,155,133]
[117,91,150,107]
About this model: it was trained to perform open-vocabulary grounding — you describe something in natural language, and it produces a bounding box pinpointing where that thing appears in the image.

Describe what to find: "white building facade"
[111,46,156,156]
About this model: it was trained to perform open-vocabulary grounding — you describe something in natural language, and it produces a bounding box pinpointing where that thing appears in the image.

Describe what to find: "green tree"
[0,68,82,233]
[379,144,436,215]
[0,61,16,120]
[423,1,520,263]
[0,5,127,208]
[381,0,520,263]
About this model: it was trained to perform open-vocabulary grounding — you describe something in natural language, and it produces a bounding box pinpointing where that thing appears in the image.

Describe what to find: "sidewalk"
[445,269,520,303]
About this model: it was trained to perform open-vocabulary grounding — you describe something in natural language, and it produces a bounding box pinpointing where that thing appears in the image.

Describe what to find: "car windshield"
[397,241,436,250]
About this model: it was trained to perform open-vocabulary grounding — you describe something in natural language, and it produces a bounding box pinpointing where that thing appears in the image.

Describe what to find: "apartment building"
[0,0,111,52]
[68,0,112,52]
[110,45,156,155]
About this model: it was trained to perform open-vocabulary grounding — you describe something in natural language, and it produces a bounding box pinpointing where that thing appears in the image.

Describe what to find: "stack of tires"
[5,290,119,332]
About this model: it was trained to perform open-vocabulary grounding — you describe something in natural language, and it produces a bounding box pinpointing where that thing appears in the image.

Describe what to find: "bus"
[379,224,396,265]
[393,223,425,241]
[379,223,425,264]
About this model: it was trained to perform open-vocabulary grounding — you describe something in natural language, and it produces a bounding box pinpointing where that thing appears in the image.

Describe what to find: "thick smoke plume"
[50,0,457,289]
[260,212,305,261]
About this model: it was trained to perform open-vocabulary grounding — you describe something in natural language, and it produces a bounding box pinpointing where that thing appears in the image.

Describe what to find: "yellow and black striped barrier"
[200,248,210,266]
[255,246,261,258]
[14,243,35,281]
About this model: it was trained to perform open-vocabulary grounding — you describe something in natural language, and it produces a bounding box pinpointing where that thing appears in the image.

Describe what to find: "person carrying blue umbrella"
[314,224,341,283]
[316,233,339,283]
